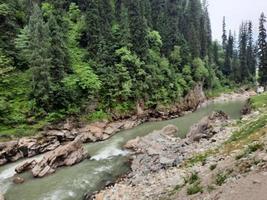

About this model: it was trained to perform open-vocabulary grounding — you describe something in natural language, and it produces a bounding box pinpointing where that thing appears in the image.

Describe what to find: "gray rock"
[13,176,25,184]
[32,137,89,178]
[187,111,229,142]
[15,159,37,174]
[126,125,181,176]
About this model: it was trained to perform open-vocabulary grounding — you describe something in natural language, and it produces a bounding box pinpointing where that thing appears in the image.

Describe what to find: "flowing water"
[0,100,245,200]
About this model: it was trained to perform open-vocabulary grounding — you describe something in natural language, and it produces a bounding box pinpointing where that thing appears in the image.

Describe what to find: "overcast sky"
[209,0,267,42]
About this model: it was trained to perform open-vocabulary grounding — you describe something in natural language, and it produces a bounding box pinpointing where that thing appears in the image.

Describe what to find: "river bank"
[0,95,251,200]
[0,85,255,168]
[92,95,266,200]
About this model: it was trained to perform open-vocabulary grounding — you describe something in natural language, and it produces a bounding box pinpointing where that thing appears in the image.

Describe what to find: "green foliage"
[188,172,200,184]
[64,3,101,94]
[85,110,111,122]
[187,182,203,195]
[236,142,264,160]
[228,114,267,142]
[0,49,14,76]
[215,170,231,186]
[250,93,267,109]
[192,58,209,82]
[147,30,163,51]
[1,0,254,138]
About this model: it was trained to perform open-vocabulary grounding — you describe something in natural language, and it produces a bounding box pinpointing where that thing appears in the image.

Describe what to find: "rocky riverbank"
[92,100,266,200]
[0,86,255,184]
[91,110,234,200]
[0,84,206,167]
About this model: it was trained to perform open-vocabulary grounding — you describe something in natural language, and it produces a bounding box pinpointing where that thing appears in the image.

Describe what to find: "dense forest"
[0,0,267,135]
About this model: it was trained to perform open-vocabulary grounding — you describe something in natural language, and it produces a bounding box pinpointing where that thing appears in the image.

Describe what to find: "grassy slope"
[188,92,267,166]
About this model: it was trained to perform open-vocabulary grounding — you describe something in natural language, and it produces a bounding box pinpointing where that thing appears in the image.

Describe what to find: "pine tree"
[246,21,256,80]
[258,13,267,87]
[150,0,166,32]
[140,0,152,27]
[200,0,212,59]
[163,0,181,55]
[186,0,202,58]
[28,4,52,111]
[47,12,70,108]
[223,31,234,76]
[222,16,227,50]
[82,0,100,57]
[115,0,122,22]
[238,22,249,82]
[128,0,148,59]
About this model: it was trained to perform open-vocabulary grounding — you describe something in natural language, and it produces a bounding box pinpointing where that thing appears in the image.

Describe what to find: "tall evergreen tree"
[128,0,148,59]
[82,0,100,57]
[163,0,181,55]
[223,31,234,76]
[185,0,202,58]
[222,16,227,50]
[28,4,52,111]
[238,22,249,82]
[200,0,212,59]
[47,12,70,108]
[246,21,256,80]
[258,12,267,87]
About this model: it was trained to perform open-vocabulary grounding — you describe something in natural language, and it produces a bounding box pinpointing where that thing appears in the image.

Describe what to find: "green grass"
[187,181,203,195]
[187,172,200,184]
[228,114,267,143]
[205,86,236,98]
[215,170,232,186]
[235,142,264,160]
[250,92,267,109]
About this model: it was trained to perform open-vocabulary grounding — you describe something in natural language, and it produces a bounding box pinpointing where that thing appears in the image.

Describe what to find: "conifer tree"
[222,16,227,50]
[163,0,180,55]
[247,21,256,80]
[239,22,249,82]
[200,0,212,59]
[224,31,234,76]
[47,12,70,108]
[186,0,202,58]
[83,0,100,57]
[28,4,52,111]
[258,12,267,87]
[128,0,148,59]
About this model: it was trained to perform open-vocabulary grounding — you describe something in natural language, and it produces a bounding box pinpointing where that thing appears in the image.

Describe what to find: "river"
[0,100,245,200]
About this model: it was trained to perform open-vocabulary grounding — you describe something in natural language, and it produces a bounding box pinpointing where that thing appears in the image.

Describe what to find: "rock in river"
[124,125,180,175]
[31,137,89,178]
[13,176,25,184]
[15,159,37,174]
[186,111,229,142]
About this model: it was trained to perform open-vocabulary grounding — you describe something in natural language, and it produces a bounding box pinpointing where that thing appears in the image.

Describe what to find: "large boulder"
[181,83,206,111]
[32,137,89,178]
[43,130,77,142]
[15,159,37,174]
[0,141,23,166]
[125,125,180,176]
[13,176,25,184]
[186,111,229,142]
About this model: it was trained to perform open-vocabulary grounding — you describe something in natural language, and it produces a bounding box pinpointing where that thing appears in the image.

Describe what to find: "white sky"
[209,0,267,42]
